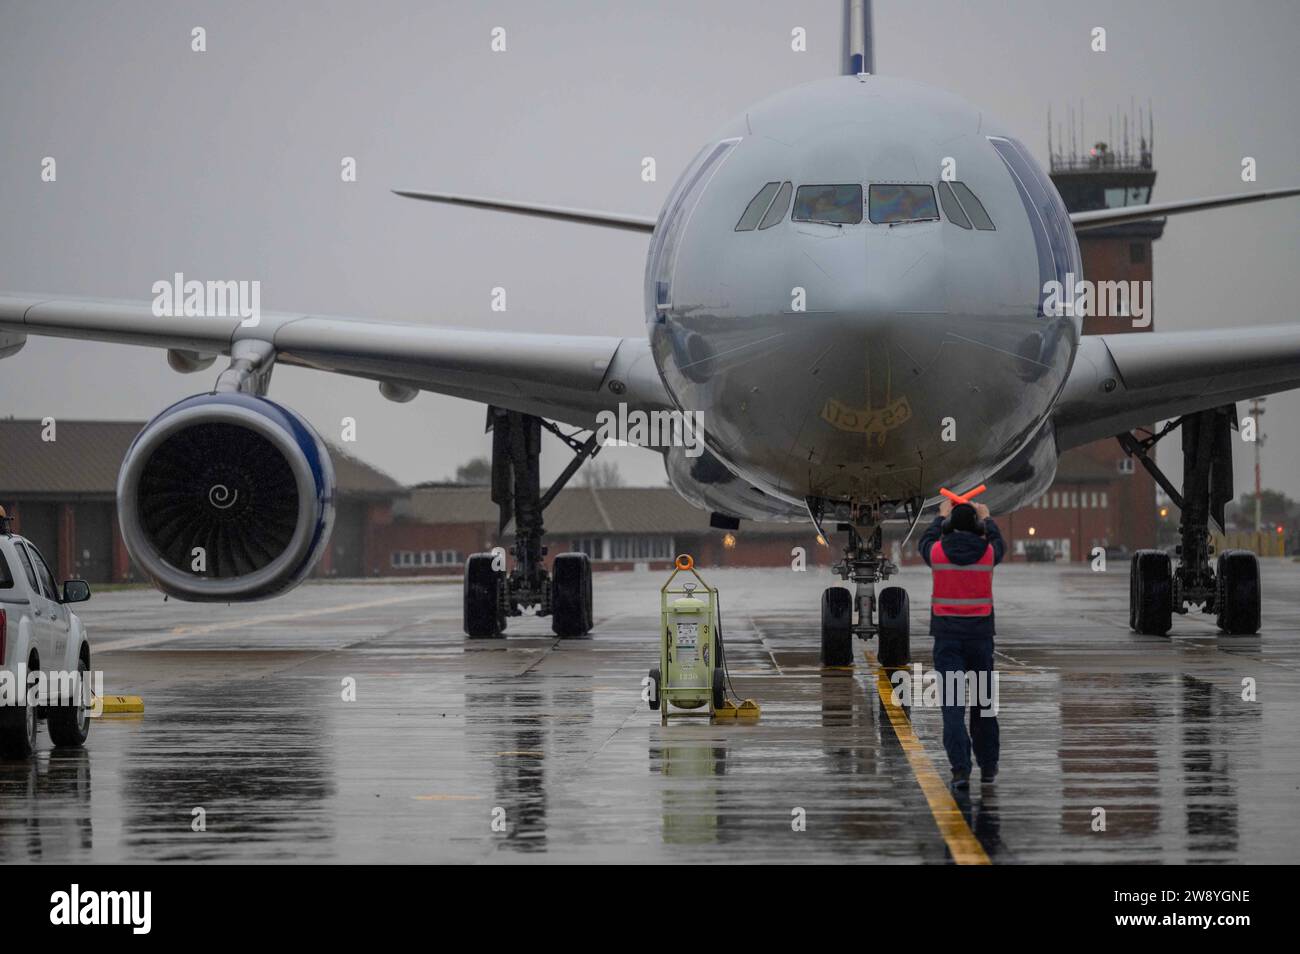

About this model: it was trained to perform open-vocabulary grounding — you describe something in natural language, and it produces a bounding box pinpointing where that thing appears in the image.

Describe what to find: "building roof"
[1055,447,1126,484]
[547,487,707,535]
[395,486,500,525]
[0,418,403,498]
[398,484,805,536]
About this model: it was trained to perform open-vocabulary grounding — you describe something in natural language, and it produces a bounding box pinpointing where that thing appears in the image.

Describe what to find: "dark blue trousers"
[932,636,999,775]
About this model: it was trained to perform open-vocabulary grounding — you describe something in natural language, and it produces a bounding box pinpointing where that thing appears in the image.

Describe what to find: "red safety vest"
[930,538,994,616]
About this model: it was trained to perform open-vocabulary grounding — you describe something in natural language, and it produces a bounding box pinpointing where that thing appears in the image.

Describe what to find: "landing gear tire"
[551,552,593,638]
[464,553,505,638]
[1128,554,1139,631]
[877,586,911,668]
[1216,549,1261,635]
[712,667,726,711]
[0,653,39,759]
[648,667,661,711]
[1131,549,1173,636]
[820,586,853,667]
[47,652,91,749]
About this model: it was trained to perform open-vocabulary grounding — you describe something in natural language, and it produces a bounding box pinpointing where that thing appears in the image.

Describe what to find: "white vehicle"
[0,506,93,758]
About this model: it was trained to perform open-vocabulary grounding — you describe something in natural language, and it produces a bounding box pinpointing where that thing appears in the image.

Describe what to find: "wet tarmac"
[3,562,1299,864]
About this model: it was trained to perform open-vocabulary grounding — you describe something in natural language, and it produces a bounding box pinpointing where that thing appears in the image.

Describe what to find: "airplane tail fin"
[843,0,874,75]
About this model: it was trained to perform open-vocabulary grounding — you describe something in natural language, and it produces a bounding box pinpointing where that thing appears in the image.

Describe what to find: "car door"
[15,541,65,671]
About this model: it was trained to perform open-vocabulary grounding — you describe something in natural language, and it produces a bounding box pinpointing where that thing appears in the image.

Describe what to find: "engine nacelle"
[977,421,1059,515]
[116,393,335,601]
[663,446,805,523]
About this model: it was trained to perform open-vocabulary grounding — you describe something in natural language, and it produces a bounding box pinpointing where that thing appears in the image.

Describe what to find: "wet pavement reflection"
[2,562,1297,863]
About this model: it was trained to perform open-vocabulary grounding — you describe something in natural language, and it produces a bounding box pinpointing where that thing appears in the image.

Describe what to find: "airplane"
[3,1,1298,669]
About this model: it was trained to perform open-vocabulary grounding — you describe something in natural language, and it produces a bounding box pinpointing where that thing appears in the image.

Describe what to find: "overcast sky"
[1,0,1297,500]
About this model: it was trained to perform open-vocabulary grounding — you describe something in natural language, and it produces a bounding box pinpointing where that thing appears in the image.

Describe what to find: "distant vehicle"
[1023,542,1058,563]
[0,508,93,758]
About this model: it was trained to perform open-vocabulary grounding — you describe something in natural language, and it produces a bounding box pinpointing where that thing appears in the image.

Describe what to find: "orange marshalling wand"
[939,484,987,505]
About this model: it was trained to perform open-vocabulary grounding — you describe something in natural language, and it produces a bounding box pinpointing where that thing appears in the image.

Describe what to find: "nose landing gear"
[812,500,912,668]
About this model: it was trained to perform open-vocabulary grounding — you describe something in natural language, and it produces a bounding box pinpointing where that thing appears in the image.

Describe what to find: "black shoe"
[981,767,998,784]
[951,770,971,791]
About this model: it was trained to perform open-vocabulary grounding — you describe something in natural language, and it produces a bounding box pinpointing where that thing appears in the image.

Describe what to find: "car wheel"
[0,652,39,759]
[48,651,91,748]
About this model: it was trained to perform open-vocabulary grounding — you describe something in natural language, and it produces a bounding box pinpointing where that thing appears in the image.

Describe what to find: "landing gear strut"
[1119,404,1260,636]
[462,407,598,639]
[811,499,912,668]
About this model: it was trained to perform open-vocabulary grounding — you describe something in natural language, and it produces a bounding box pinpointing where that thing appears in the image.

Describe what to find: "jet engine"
[116,393,335,601]
[663,446,805,523]
[977,422,1059,515]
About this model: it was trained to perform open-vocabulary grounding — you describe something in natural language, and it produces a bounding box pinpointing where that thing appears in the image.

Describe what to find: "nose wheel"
[814,507,911,668]
[877,585,911,667]
[820,587,853,666]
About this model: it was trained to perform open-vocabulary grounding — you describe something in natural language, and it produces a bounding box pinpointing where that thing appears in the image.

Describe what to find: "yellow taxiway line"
[869,658,991,866]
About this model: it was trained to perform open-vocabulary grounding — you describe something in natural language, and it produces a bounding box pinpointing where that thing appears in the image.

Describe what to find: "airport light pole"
[1250,397,1266,533]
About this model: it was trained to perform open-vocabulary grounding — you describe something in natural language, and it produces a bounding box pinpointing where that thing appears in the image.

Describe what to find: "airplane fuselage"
[647,76,1083,513]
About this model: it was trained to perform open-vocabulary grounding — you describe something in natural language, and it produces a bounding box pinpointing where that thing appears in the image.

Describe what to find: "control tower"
[1050,109,1164,336]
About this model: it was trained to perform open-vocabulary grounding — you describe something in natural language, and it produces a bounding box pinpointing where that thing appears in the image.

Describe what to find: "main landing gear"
[1120,404,1261,637]
[463,407,597,639]
[811,499,913,669]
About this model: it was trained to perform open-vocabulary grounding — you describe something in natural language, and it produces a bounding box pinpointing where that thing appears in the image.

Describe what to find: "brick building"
[385,484,829,576]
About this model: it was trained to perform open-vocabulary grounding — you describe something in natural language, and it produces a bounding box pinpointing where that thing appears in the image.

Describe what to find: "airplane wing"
[392,190,657,233]
[1054,184,1300,446]
[1053,324,1300,451]
[1070,187,1300,232]
[0,294,671,429]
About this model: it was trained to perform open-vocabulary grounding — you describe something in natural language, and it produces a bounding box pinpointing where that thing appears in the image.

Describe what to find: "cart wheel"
[712,667,726,711]
[648,667,661,711]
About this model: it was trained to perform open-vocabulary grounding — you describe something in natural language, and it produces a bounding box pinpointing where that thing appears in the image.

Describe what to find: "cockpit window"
[758,182,793,229]
[949,182,995,230]
[937,182,971,229]
[793,184,863,225]
[868,184,939,224]
[735,182,781,231]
